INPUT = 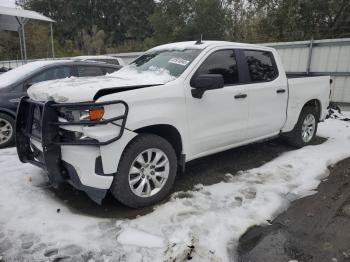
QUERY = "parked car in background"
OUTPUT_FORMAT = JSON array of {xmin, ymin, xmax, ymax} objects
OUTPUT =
[
  {"xmin": 0, "ymin": 60, "xmax": 120, "ymax": 148},
  {"xmin": 16, "ymin": 41, "xmax": 330, "ymax": 207},
  {"xmin": 73, "ymin": 55, "xmax": 125, "ymax": 66},
  {"xmin": 0, "ymin": 67, "xmax": 10, "ymax": 74}
]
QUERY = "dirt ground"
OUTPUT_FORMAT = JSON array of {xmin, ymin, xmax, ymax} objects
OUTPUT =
[{"xmin": 237, "ymin": 157, "xmax": 350, "ymax": 262}]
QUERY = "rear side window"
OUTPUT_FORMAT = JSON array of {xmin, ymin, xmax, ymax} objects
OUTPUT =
[
  {"xmin": 243, "ymin": 50, "xmax": 278, "ymax": 82},
  {"xmin": 77, "ymin": 66, "xmax": 105, "ymax": 77},
  {"xmin": 104, "ymin": 67, "xmax": 118, "ymax": 74},
  {"xmin": 196, "ymin": 49, "xmax": 239, "ymax": 85},
  {"xmin": 30, "ymin": 66, "xmax": 71, "ymax": 84},
  {"xmin": 86, "ymin": 59, "xmax": 119, "ymax": 65},
  {"xmin": 101, "ymin": 59, "xmax": 119, "ymax": 65}
]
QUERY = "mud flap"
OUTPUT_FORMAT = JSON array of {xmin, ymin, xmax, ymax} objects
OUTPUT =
[{"xmin": 63, "ymin": 161, "xmax": 107, "ymax": 204}]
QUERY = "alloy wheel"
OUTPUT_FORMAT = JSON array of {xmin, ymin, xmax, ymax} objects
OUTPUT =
[
  {"xmin": 301, "ymin": 114, "xmax": 316, "ymax": 143},
  {"xmin": 128, "ymin": 148, "xmax": 170, "ymax": 198},
  {"xmin": 0, "ymin": 118, "xmax": 13, "ymax": 145}
]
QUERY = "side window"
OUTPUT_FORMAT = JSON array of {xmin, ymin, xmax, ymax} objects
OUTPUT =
[
  {"xmin": 104, "ymin": 67, "xmax": 118, "ymax": 74},
  {"xmin": 101, "ymin": 59, "xmax": 119, "ymax": 65},
  {"xmin": 86, "ymin": 59, "xmax": 119, "ymax": 65},
  {"xmin": 243, "ymin": 50, "xmax": 278, "ymax": 82},
  {"xmin": 196, "ymin": 49, "xmax": 239, "ymax": 85},
  {"xmin": 30, "ymin": 66, "xmax": 71, "ymax": 84},
  {"xmin": 77, "ymin": 66, "xmax": 105, "ymax": 77}
]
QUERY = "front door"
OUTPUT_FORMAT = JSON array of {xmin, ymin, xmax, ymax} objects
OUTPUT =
[{"xmin": 185, "ymin": 49, "xmax": 249, "ymax": 158}]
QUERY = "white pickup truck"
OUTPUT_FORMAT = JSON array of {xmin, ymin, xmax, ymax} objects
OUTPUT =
[{"xmin": 16, "ymin": 41, "xmax": 331, "ymax": 207}]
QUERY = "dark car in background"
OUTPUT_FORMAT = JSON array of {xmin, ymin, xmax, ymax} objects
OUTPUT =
[
  {"xmin": 0, "ymin": 67, "xmax": 10, "ymax": 74},
  {"xmin": 73, "ymin": 55, "xmax": 125, "ymax": 66},
  {"xmin": 0, "ymin": 60, "xmax": 121, "ymax": 148}
]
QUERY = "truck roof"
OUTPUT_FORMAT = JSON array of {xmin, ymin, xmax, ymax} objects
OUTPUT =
[{"xmin": 149, "ymin": 40, "xmax": 274, "ymax": 52}]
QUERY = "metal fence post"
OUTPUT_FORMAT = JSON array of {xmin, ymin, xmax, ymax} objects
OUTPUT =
[
  {"xmin": 18, "ymin": 30, "xmax": 23, "ymax": 61},
  {"xmin": 306, "ymin": 38, "xmax": 314, "ymax": 75},
  {"xmin": 20, "ymin": 19, "xmax": 27, "ymax": 61},
  {"xmin": 50, "ymin": 22, "xmax": 55, "ymax": 58}
]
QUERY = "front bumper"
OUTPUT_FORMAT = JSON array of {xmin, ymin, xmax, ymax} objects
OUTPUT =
[{"xmin": 15, "ymin": 97, "xmax": 129, "ymax": 203}]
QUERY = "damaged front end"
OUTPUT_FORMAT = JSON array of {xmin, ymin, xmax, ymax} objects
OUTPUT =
[{"xmin": 15, "ymin": 97, "xmax": 129, "ymax": 204}]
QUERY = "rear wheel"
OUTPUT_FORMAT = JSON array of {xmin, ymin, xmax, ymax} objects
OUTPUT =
[
  {"xmin": 111, "ymin": 134, "xmax": 177, "ymax": 208},
  {"xmin": 0, "ymin": 113, "xmax": 15, "ymax": 148},
  {"xmin": 283, "ymin": 106, "xmax": 318, "ymax": 148}
]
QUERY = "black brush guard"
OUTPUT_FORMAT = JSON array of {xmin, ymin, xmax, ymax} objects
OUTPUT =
[{"xmin": 16, "ymin": 97, "xmax": 128, "ymax": 186}]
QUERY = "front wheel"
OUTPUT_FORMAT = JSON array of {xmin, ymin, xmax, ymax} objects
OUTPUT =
[
  {"xmin": 111, "ymin": 134, "xmax": 177, "ymax": 208},
  {"xmin": 283, "ymin": 106, "xmax": 318, "ymax": 148},
  {"xmin": 0, "ymin": 113, "xmax": 15, "ymax": 149}
]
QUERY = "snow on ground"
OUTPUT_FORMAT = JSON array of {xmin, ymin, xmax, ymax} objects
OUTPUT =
[
  {"xmin": 343, "ymin": 110, "xmax": 350, "ymax": 118},
  {"xmin": 0, "ymin": 118, "xmax": 350, "ymax": 261}
]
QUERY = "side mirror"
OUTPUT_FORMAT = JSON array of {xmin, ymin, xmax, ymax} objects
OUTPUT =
[{"xmin": 190, "ymin": 74, "xmax": 224, "ymax": 99}]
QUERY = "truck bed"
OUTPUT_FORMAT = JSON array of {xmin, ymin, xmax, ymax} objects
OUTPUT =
[
  {"xmin": 286, "ymin": 73, "xmax": 331, "ymax": 79},
  {"xmin": 282, "ymin": 75, "xmax": 331, "ymax": 132}
]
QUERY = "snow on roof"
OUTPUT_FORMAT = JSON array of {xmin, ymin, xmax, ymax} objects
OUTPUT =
[
  {"xmin": 148, "ymin": 40, "xmax": 274, "ymax": 53},
  {"xmin": 149, "ymin": 41, "xmax": 209, "ymax": 52},
  {"xmin": 74, "ymin": 55, "xmax": 118, "ymax": 60},
  {"xmin": 0, "ymin": 60, "xmax": 72, "ymax": 87}
]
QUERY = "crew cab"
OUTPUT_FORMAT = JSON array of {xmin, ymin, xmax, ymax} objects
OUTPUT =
[{"xmin": 15, "ymin": 41, "xmax": 331, "ymax": 207}]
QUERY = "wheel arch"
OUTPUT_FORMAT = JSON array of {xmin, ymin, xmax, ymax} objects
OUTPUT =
[
  {"xmin": 282, "ymin": 98, "xmax": 322, "ymax": 133},
  {"xmin": 0, "ymin": 108, "xmax": 16, "ymax": 119},
  {"xmin": 303, "ymin": 99, "xmax": 322, "ymax": 121},
  {"xmin": 133, "ymin": 124, "xmax": 183, "ymax": 160}
]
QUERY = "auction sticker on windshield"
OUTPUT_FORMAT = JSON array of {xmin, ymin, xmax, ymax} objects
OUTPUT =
[{"xmin": 168, "ymin": 58, "xmax": 190, "ymax": 66}]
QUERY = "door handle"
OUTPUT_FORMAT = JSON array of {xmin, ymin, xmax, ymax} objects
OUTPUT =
[
  {"xmin": 9, "ymin": 98, "xmax": 21, "ymax": 103},
  {"xmin": 234, "ymin": 94, "xmax": 247, "ymax": 99},
  {"xmin": 276, "ymin": 89, "xmax": 286, "ymax": 94}
]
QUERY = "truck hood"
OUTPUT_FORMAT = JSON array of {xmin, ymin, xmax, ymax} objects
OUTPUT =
[{"xmin": 27, "ymin": 68, "xmax": 175, "ymax": 103}]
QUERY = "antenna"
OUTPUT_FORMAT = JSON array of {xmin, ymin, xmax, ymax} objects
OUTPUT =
[{"xmin": 195, "ymin": 34, "xmax": 203, "ymax": 45}]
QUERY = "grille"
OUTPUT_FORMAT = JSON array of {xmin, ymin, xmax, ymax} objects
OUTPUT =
[{"xmin": 31, "ymin": 105, "xmax": 42, "ymax": 138}]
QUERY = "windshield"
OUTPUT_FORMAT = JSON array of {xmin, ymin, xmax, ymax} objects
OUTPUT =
[{"xmin": 120, "ymin": 49, "xmax": 201, "ymax": 78}]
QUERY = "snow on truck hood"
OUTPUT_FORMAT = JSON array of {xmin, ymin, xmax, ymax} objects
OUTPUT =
[{"xmin": 27, "ymin": 68, "xmax": 175, "ymax": 103}]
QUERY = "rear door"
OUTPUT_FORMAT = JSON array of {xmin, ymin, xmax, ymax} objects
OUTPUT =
[
  {"xmin": 240, "ymin": 49, "xmax": 288, "ymax": 139},
  {"xmin": 103, "ymin": 66, "xmax": 120, "ymax": 74},
  {"xmin": 186, "ymin": 49, "xmax": 249, "ymax": 158}
]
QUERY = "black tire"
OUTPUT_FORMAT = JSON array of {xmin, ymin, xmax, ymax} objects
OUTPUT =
[
  {"xmin": 283, "ymin": 106, "xmax": 318, "ymax": 148},
  {"xmin": 111, "ymin": 134, "xmax": 177, "ymax": 208},
  {"xmin": 0, "ymin": 113, "xmax": 15, "ymax": 149}
]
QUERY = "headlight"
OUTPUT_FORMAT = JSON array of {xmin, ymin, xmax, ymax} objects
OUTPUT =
[
  {"xmin": 79, "ymin": 110, "xmax": 90, "ymax": 121},
  {"xmin": 60, "ymin": 107, "xmax": 105, "ymax": 122}
]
